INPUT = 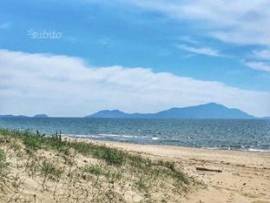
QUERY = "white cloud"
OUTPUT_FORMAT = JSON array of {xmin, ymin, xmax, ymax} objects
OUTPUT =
[
  {"xmin": 116, "ymin": 0, "xmax": 270, "ymax": 46},
  {"xmin": 177, "ymin": 44, "xmax": 221, "ymax": 57},
  {"xmin": 252, "ymin": 49, "xmax": 270, "ymax": 60},
  {"xmin": 0, "ymin": 49, "xmax": 269, "ymax": 117},
  {"xmin": 245, "ymin": 50, "xmax": 270, "ymax": 72},
  {"xmin": 245, "ymin": 61, "xmax": 270, "ymax": 72}
]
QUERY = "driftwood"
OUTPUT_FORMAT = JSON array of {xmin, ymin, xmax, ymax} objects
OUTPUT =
[{"xmin": 196, "ymin": 167, "xmax": 222, "ymax": 173}]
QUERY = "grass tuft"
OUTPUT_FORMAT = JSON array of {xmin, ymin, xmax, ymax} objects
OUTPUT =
[
  {"xmin": 0, "ymin": 149, "xmax": 7, "ymax": 175},
  {"xmin": 40, "ymin": 160, "xmax": 63, "ymax": 181},
  {"xmin": 83, "ymin": 164, "xmax": 104, "ymax": 176},
  {"xmin": 70, "ymin": 142, "xmax": 126, "ymax": 165}
]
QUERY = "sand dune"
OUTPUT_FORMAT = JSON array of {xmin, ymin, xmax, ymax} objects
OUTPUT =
[
  {"xmin": 1, "ymin": 129, "xmax": 269, "ymax": 203},
  {"xmin": 92, "ymin": 140, "xmax": 270, "ymax": 203}
]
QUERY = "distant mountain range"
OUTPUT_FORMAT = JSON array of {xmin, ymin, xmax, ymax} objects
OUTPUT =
[
  {"xmin": 0, "ymin": 115, "xmax": 28, "ymax": 118},
  {"xmin": 1, "ymin": 104, "xmax": 267, "ymax": 119},
  {"xmin": 87, "ymin": 103, "xmax": 255, "ymax": 119},
  {"xmin": 0, "ymin": 114, "xmax": 49, "ymax": 118}
]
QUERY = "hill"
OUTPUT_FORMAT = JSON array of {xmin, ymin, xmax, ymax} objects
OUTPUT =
[
  {"xmin": 0, "ymin": 114, "xmax": 49, "ymax": 118},
  {"xmin": 87, "ymin": 103, "xmax": 254, "ymax": 119},
  {"xmin": 33, "ymin": 114, "xmax": 49, "ymax": 118}
]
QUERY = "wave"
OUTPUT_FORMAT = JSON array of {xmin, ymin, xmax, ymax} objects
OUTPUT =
[
  {"xmin": 247, "ymin": 148, "xmax": 270, "ymax": 153},
  {"xmin": 63, "ymin": 133, "xmax": 269, "ymax": 152},
  {"xmin": 64, "ymin": 133, "xmax": 141, "ymax": 140},
  {"xmin": 98, "ymin": 133, "xmax": 139, "ymax": 139},
  {"xmin": 204, "ymin": 146, "xmax": 270, "ymax": 153}
]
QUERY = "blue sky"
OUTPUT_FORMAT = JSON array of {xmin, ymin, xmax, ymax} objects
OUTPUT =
[{"xmin": 0, "ymin": 0, "xmax": 270, "ymax": 116}]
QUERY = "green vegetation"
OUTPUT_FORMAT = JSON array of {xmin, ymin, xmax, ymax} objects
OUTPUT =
[
  {"xmin": 0, "ymin": 148, "xmax": 6, "ymax": 175},
  {"xmin": 0, "ymin": 128, "xmax": 192, "ymax": 202},
  {"xmin": 0, "ymin": 129, "xmax": 125, "ymax": 165},
  {"xmin": 83, "ymin": 164, "xmax": 106, "ymax": 176},
  {"xmin": 40, "ymin": 160, "xmax": 63, "ymax": 181},
  {"xmin": 70, "ymin": 141, "xmax": 125, "ymax": 165},
  {"xmin": 0, "ymin": 129, "xmax": 188, "ymax": 182},
  {"xmin": 0, "ymin": 148, "xmax": 5, "ymax": 163}
]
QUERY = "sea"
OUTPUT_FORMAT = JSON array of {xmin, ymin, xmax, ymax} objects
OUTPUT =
[{"xmin": 0, "ymin": 118, "xmax": 270, "ymax": 152}]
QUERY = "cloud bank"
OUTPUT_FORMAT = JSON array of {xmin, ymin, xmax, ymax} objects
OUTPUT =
[
  {"xmin": 84, "ymin": 0, "xmax": 270, "ymax": 74},
  {"xmin": 245, "ymin": 61, "xmax": 270, "ymax": 72},
  {"xmin": 0, "ymin": 49, "xmax": 269, "ymax": 117},
  {"xmin": 120, "ymin": 0, "xmax": 270, "ymax": 46}
]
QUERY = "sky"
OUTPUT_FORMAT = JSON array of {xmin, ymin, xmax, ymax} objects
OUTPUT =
[{"xmin": 0, "ymin": 0, "xmax": 270, "ymax": 117}]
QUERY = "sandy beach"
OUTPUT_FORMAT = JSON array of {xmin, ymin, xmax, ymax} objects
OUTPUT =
[
  {"xmin": 1, "ymin": 129, "xmax": 270, "ymax": 203},
  {"xmin": 87, "ymin": 139, "xmax": 270, "ymax": 203},
  {"xmin": 2, "ymin": 1, "xmax": 270, "ymax": 202}
]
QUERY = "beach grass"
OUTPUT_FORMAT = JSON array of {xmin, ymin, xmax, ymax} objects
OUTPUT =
[
  {"xmin": 0, "ymin": 148, "xmax": 6, "ymax": 175},
  {"xmin": 0, "ymin": 128, "xmax": 192, "ymax": 202}
]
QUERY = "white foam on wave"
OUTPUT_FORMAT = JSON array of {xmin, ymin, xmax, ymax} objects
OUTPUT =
[
  {"xmin": 204, "ymin": 146, "xmax": 270, "ymax": 153},
  {"xmin": 63, "ymin": 133, "xmax": 101, "ymax": 139},
  {"xmin": 98, "ymin": 133, "xmax": 119, "ymax": 137},
  {"xmin": 98, "ymin": 133, "xmax": 139, "ymax": 139},
  {"xmin": 247, "ymin": 148, "xmax": 270, "ymax": 153},
  {"xmin": 61, "ymin": 134, "xmax": 270, "ymax": 152},
  {"xmin": 64, "ymin": 133, "xmax": 141, "ymax": 139}
]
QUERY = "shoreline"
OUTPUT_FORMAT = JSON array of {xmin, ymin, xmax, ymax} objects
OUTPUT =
[
  {"xmin": 65, "ymin": 136, "xmax": 270, "ymax": 167},
  {"xmin": 64, "ymin": 134, "xmax": 270, "ymax": 154},
  {"xmin": 1, "ymin": 129, "xmax": 270, "ymax": 202},
  {"xmin": 66, "ymin": 136, "xmax": 270, "ymax": 202}
]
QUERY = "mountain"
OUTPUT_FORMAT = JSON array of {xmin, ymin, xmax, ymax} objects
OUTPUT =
[
  {"xmin": 0, "ymin": 115, "xmax": 28, "ymax": 118},
  {"xmin": 33, "ymin": 114, "xmax": 49, "ymax": 118},
  {"xmin": 153, "ymin": 103, "xmax": 254, "ymax": 119},
  {"xmin": 87, "ymin": 103, "xmax": 254, "ymax": 119},
  {"xmin": 0, "ymin": 114, "xmax": 49, "ymax": 118},
  {"xmin": 87, "ymin": 110, "xmax": 131, "ymax": 118}
]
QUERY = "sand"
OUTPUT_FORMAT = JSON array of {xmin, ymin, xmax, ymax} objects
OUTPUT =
[
  {"xmin": 1, "ymin": 132, "xmax": 270, "ymax": 203},
  {"xmin": 88, "ymin": 139, "xmax": 270, "ymax": 203}
]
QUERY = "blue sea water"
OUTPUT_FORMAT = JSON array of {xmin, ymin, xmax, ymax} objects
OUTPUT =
[{"xmin": 0, "ymin": 118, "xmax": 270, "ymax": 151}]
